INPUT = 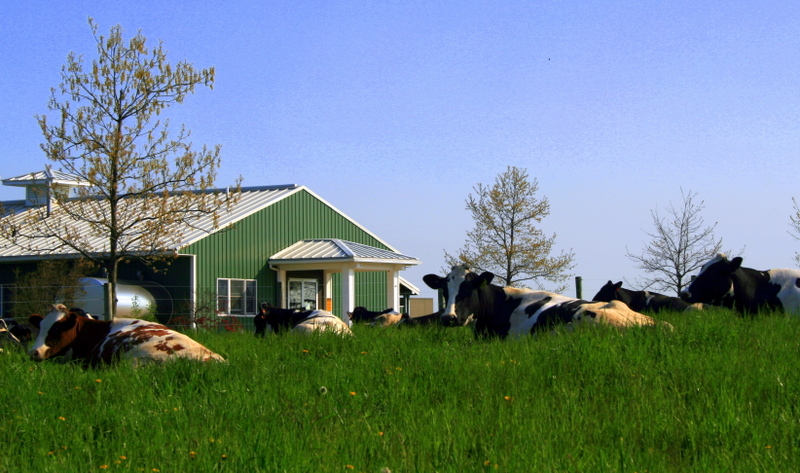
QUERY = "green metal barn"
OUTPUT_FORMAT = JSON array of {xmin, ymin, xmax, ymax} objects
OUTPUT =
[{"xmin": 0, "ymin": 170, "xmax": 421, "ymax": 328}]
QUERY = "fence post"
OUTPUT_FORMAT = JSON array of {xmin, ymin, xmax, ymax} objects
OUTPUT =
[
  {"xmin": 575, "ymin": 276, "xmax": 582, "ymax": 299},
  {"xmin": 103, "ymin": 281, "xmax": 114, "ymax": 321}
]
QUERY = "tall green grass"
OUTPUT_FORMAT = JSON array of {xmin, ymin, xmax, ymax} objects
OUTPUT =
[{"xmin": 1, "ymin": 308, "xmax": 799, "ymax": 472}]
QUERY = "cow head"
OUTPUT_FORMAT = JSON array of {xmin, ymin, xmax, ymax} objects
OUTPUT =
[
  {"xmin": 592, "ymin": 281, "xmax": 624, "ymax": 303},
  {"xmin": 347, "ymin": 307, "xmax": 370, "ymax": 323},
  {"xmin": 423, "ymin": 264, "xmax": 493, "ymax": 326},
  {"xmin": 28, "ymin": 304, "xmax": 80, "ymax": 361},
  {"xmin": 681, "ymin": 253, "xmax": 741, "ymax": 305}
]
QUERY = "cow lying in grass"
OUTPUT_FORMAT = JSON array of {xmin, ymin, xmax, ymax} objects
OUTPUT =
[
  {"xmin": 593, "ymin": 281, "xmax": 703, "ymax": 312},
  {"xmin": 423, "ymin": 265, "xmax": 672, "ymax": 338},
  {"xmin": 254, "ymin": 303, "xmax": 352, "ymax": 336},
  {"xmin": 28, "ymin": 304, "xmax": 225, "ymax": 366},
  {"xmin": 347, "ymin": 307, "xmax": 404, "ymax": 327},
  {"xmin": 0, "ymin": 319, "xmax": 24, "ymax": 352},
  {"xmin": 681, "ymin": 253, "xmax": 800, "ymax": 315}
]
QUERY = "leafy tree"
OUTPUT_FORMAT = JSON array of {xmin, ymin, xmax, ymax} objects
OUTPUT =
[
  {"xmin": 0, "ymin": 20, "xmax": 240, "ymax": 319},
  {"xmin": 11, "ymin": 259, "xmax": 96, "ymax": 320},
  {"xmin": 444, "ymin": 166, "xmax": 575, "ymax": 290},
  {"xmin": 626, "ymin": 189, "xmax": 723, "ymax": 295}
]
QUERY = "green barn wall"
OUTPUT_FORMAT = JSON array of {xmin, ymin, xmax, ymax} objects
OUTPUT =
[{"xmin": 184, "ymin": 189, "xmax": 395, "ymax": 320}]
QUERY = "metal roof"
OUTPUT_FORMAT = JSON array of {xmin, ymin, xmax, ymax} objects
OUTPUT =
[
  {"xmin": 2, "ymin": 169, "xmax": 91, "ymax": 187},
  {"xmin": 0, "ymin": 184, "xmax": 396, "ymax": 260},
  {"xmin": 270, "ymin": 239, "xmax": 420, "ymax": 266}
]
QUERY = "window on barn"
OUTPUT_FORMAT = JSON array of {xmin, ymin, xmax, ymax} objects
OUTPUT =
[
  {"xmin": 288, "ymin": 278, "xmax": 318, "ymax": 310},
  {"xmin": 217, "ymin": 278, "xmax": 257, "ymax": 316}
]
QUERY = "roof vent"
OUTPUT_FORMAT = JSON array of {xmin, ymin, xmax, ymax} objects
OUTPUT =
[{"xmin": 2, "ymin": 167, "xmax": 91, "ymax": 207}]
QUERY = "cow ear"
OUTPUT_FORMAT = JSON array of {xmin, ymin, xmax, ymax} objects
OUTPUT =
[
  {"xmin": 730, "ymin": 257, "xmax": 743, "ymax": 270},
  {"xmin": 29, "ymin": 314, "xmax": 43, "ymax": 329},
  {"xmin": 478, "ymin": 272, "xmax": 495, "ymax": 285},
  {"xmin": 423, "ymin": 274, "xmax": 445, "ymax": 289},
  {"xmin": 614, "ymin": 281, "xmax": 623, "ymax": 290}
]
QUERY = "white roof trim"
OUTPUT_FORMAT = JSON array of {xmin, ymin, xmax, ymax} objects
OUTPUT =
[
  {"xmin": 269, "ymin": 239, "xmax": 420, "ymax": 266},
  {"xmin": 399, "ymin": 276, "xmax": 420, "ymax": 295}
]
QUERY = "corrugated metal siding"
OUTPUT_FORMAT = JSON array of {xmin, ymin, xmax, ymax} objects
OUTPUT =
[{"xmin": 185, "ymin": 189, "xmax": 392, "ymax": 316}]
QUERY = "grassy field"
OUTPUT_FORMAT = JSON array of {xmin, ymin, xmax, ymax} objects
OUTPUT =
[{"xmin": 1, "ymin": 307, "xmax": 799, "ymax": 472}]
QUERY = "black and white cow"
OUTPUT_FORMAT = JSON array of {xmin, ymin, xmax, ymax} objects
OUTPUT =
[
  {"xmin": 2, "ymin": 318, "xmax": 35, "ymax": 344},
  {"xmin": 397, "ymin": 310, "xmax": 450, "ymax": 326},
  {"xmin": 423, "ymin": 265, "xmax": 669, "ymax": 338},
  {"xmin": 593, "ymin": 281, "xmax": 703, "ymax": 312},
  {"xmin": 681, "ymin": 254, "xmax": 800, "ymax": 315},
  {"xmin": 0, "ymin": 319, "xmax": 24, "ymax": 352},
  {"xmin": 254, "ymin": 303, "xmax": 352, "ymax": 336},
  {"xmin": 347, "ymin": 307, "xmax": 404, "ymax": 327}
]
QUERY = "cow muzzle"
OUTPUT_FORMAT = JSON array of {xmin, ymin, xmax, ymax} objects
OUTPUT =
[
  {"xmin": 28, "ymin": 346, "xmax": 49, "ymax": 362},
  {"xmin": 440, "ymin": 313, "xmax": 458, "ymax": 326}
]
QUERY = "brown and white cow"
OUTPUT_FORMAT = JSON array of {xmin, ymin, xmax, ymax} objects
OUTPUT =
[
  {"xmin": 28, "ymin": 304, "xmax": 225, "ymax": 366},
  {"xmin": 423, "ymin": 265, "xmax": 672, "ymax": 338}
]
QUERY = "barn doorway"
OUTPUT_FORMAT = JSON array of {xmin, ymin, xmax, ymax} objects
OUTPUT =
[{"xmin": 287, "ymin": 278, "xmax": 319, "ymax": 310}]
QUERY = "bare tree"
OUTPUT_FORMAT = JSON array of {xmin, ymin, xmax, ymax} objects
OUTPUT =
[
  {"xmin": 0, "ymin": 20, "xmax": 240, "ymax": 319},
  {"xmin": 788, "ymin": 198, "xmax": 800, "ymax": 266},
  {"xmin": 444, "ymin": 166, "xmax": 575, "ymax": 290},
  {"xmin": 626, "ymin": 189, "xmax": 723, "ymax": 295}
]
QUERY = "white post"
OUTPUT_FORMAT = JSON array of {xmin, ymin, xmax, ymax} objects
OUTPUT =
[
  {"xmin": 323, "ymin": 271, "xmax": 333, "ymax": 312},
  {"xmin": 387, "ymin": 270, "xmax": 400, "ymax": 311},
  {"xmin": 341, "ymin": 267, "xmax": 355, "ymax": 327},
  {"xmin": 275, "ymin": 268, "xmax": 287, "ymax": 307}
]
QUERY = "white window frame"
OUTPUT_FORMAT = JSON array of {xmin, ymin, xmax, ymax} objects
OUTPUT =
[{"xmin": 217, "ymin": 278, "xmax": 257, "ymax": 316}]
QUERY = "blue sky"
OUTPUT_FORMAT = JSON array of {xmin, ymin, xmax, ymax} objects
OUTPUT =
[{"xmin": 3, "ymin": 1, "xmax": 800, "ymax": 301}]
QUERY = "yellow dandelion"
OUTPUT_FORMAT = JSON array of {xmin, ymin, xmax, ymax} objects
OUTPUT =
[
  {"xmin": 74, "ymin": 387, "xmax": 81, "ymax": 390},
  {"xmin": 152, "ymin": 469, "xmax": 160, "ymax": 472},
  {"xmin": 484, "ymin": 460, "xmax": 491, "ymax": 466},
  {"xmin": 208, "ymin": 438, "xmax": 215, "ymax": 443},
  {"xmin": 37, "ymin": 391, "xmax": 43, "ymax": 395},
  {"xmin": 302, "ymin": 349, "xmax": 309, "ymax": 353},
  {"xmin": 349, "ymin": 392, "xmax": 357, "ymax": 396},
  {"xmin": 221, "ymin": 454, "xmax": 228, "ymax": 459},
  {"xmin": 99, "ymin": 465, "xmax": 109, "ymax": 469},
  {"xmin": 48, "ymin": 451, "xmax": 55, "ymax": 456},
  {"xmin": 766, "ymin": 446, "xmax": 772, "ymax": 449},
  {"xmin": 378, "ymin": 432, "xmax": 384, "ymax": 436},
  {"xmin": 95, "ymin": 379, "xmax": 102, "ymax": 383},
  {"xmin": 189, "ymin": 451, "xmax": 196, "ymax": 458},
  {"xmin": 119, "ymin": 456, "xmax": 127, "ymax": 460},
  {"xmin": 361, "ymin": 351, "xmax": 368, "ymax": 354},
  {"xmin": 504, "ymin": 396, "xmax": 512, "ymax": 401},
  {"xmin": 345, "ymin": 466, "xmax": 355, "ymax": 470},
  {"xmin": 58, "ymin": 416, "xmax": 66, "ymax": 421},
  {"xmin": 115, "ymin": 461, "xmax": 121, "ymax": 464}
]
